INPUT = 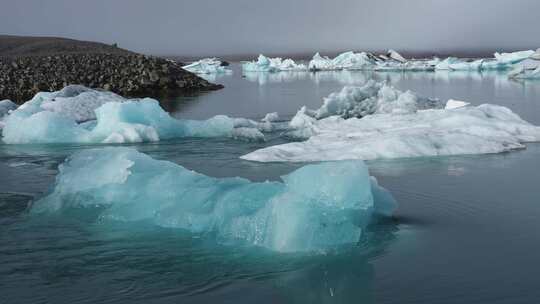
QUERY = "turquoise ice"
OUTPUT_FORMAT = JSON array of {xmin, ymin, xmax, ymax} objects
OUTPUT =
[{"xmin": 30, "ymin": 147, "xmax": 397, "ymax": 252}]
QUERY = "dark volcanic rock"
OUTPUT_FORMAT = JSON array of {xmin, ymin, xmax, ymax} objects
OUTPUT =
[{"xmin": 0, "ymin": 36, "xmax": 223, "ymax": 103}]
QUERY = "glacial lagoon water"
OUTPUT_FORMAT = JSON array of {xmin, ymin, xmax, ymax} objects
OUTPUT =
[{"xmin": 1, "ymin": 64, "xmax": 540, "ymax": 303}]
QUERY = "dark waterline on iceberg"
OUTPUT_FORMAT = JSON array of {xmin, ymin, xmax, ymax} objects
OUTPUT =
[{"xmin": 1, "ymin": 64, "xmax": 540, "ymax": 303}]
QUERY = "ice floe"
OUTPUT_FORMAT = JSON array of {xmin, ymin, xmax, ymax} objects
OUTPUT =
[
  {"xmin": 508, "ymin": 65, "xmax": 540, "ymax": 80},
  {"xmin": 242, "ymin": 103, "xmax": 540, "ymax": 162},
  {"xmin": 30, "ymin": 147, "xmax": 397, "ymax": 252},
  {"xmin": 1, "ymin": 86, "xmax": 268, "ymax": 144},
  {"xmin": 242, "ymin": 55, "xmax": 307, "ymax": 72},
  {"xmin": 182, "ymin": 58, "xmax": 232, "ymax": 75}
]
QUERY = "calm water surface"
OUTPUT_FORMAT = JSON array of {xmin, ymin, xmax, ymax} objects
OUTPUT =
[{"xmin": 1, "ymin": 64, "xmax": 540, "ymax": 303}]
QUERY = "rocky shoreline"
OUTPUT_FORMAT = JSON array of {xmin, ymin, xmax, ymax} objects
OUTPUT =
[
  {"xmin": 0, "ymin": 53, "xmax": 223, "ymax": 103},
  {"xmin": 0, "ymin": 36, "xmax": 223, "ymax": 103}
]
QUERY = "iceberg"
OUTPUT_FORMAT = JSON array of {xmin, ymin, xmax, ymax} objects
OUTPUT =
[
  {"xmin": 494, "ymin": 50, "xmax": 535, "ymax": 65},
  {"xmin": 296, "ymin": 80, "xmax": 442, "ymax": 121},
  {"xmin": 242, "ymin": 55, "xmax": 307, "ymax": 72},
  {"xmin": 182, "ymin": 58, "xmax": 232, "ymax": 75},
  {"xmin": 448, "ymin": 59, "xmax": 484, "ymax": 71},
  {"xmin": 241, "ymin": 104, "xmax": 540, "ymax": 162},
  {"xmin": 308, "ymin": 51, "xmax": 377, "ymax": 71},
  {"xmin": 1, "ymin": 86, "xmax": 268, "ymax": 144},
  {"xmin": 435, "ymin": 57, "xmax": 460, "ymax": 70},
  {"xmin": 31, "ymin": 147, "xmax": 397, "ymax": 252},
  {"xmin": 387, "ymin": 49, "xmax": 407, "ymax": 63},
  {"xmin": 508, "ymin": 65, "xmax": 540, "ymax": 80}
]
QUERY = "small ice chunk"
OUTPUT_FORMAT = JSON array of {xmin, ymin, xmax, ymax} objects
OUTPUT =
[
  {"xmin": 182, "ymin": 58, "xmax": 232, "ymax": 75},
  {"xmin": 445, "ymin": 99, "xmax": 470, "ymax": 110},
  {"xmin": 387, "ymin": 49, "xmax": 407, "ymax": 63},
  {"xmin": 31, "ymin": 147, "xmax": 397, "ymax": 252},
  {"xmin": 262, "ymin": 112, "xmax": 279, "ymax": 123}
]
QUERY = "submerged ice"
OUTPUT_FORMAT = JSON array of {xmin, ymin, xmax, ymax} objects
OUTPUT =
[
  {"xmin": 31, "ymin": 147, "xmax": 397, "ymax": 252},
  {"xmin": 1, "ymin": 86, "xmax": 267, "ymax": 144}
]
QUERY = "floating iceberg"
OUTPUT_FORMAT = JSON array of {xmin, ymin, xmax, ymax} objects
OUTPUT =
[
  {"xmin": 435, "ymin": 57, "xmax": 460, "ymax": 70},
  {"xmin": 182, "ymin": 58, "xmax": 232, "ymax": 75},
  {"xmin": 242, "ymin": 55, "xmax": 307, "ymax": 72},
  {"xmin": 387, "ymin": 49, "xmax": 407, "ymax": 63},
  {"xmin": 448, "ymin": 59, "xmax": 484, "ymax": 71},
  {"xmin": 308, "ymin": 52, "xmax": 377, "ymax": 71},
  {"xmin": 494, "ymin": 50, "xmax": 535, "ymax": 64},
  {"xmin": 297, "ymin": 80, "xmax": 442, "ymax": 121},
  {"xmin": 242, "ymin": 103, "xmax": 540, "ymax": 162},
  {"xmin": 31, "ymin": 147, "xmax": 397, "ymax": 252},
  {"xmin": 508, "ymin": 65, "xmax": 540, "ymax": 80},
  {"xmin": 1, "ymin": 86, "xmax": 267, "ymax": 144}
]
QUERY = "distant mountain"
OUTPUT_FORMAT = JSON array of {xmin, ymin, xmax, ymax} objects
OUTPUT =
[{"xmin": 0, "ymin": 35, "xmax": 132, "ymax": 57}]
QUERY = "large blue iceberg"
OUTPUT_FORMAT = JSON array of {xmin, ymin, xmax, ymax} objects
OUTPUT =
[
  {"xmin": 30, "ymin": 147, "xmax": 397, "ymax": 252},
  {"xmin": 1, "ymin": 86, "xmax": 265, "ymax": 144}
]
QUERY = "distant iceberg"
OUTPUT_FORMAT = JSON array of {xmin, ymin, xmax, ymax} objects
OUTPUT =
[
  {"xmin": 508, "ymin": 65, "xmax": 540, "ymax": 80},
  {"xmin": 31, "ymin": 147, "xmax": 397, "ymax": 252},
  {"xmin": 242, "ymin": 55, "xmax": 307, "ymax": 72},
  {"xmin": 1, "ymin": 86, "xmax": 267, "ymax": 144},
  {"xmin": 308, "ymin": 51, "xmax": 377, "ymax": 71},
  {"xmin": 182, "ymin": 58, "xmax": 232, "ymax": 75}
]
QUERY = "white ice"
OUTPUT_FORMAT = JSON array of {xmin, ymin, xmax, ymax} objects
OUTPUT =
[
  {"xmin": 182, "ymin": 58, "xmax": 232, "ymax": 75},
  {"xmin": 31, "ymin": 147, "xmax": 397, "ymax": 252},
  {"xmin": 296, "ymin": 80, "xmax": 442, "ymax": 121},
  {"xmin": 308, "ymin": 51, "xmax": 377, "ymax": 71},
  {"xmin": 242, "ymin": 104, "xmax": 540, "ymax": 162},
  {"xmin": 445, "ymin": 99, "xmax": 470, "ymax": 110},
  {"xmin": 242, "ymin": 55, "xmax": 307, "ymax": 72}
]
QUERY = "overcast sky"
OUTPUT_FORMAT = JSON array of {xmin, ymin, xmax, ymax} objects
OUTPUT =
[{"xmin": 1, "ymin": 0, "xmax": 538, "ymax": 57}]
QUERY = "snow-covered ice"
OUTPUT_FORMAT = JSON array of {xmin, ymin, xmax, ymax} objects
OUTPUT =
[
  {"xmin": 242, "ymin": 55, "xmax": 307, "ymax": 72},
  {"xmin": 445, "ymin": 99, "xmax": 470, "ymax": 110},
  {"xmin": 242, "ymin": 104, "xmax": 540, "ymax": 162},
  {"xmin": 31, "ymin": 147, "xmax": 397, "ymax": 252},
  {"xmin": 1, "ymin": 86, "xmax": 268, "ymax": 144},
  {"xmin": 182, "ymin": 58, "xmax": 232, "ymax": 75}
]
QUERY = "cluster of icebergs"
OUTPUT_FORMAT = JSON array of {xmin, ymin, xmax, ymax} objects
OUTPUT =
[
  {"xmin": 239, "ymin": 49, "xmax": 539, "ymax": 74},
  {"xmin": 31, "ymin": 147, "xmax": 396, "ymax": 252},
  {"xmin": 8, "ymin": 81, "xmax": 540, "ymax": 252}
]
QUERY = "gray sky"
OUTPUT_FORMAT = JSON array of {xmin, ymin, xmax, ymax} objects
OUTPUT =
[{"xmin": 1, "ymin": 0, "xmax": 538, "ymax": 58}]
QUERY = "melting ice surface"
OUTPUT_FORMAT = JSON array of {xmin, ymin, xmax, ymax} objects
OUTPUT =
[
  {"xmin": 1, "ymin": 86, "xmax": 267, "ymax": 144},
  {"xmin": 242, "ymin": 81, "xmax": 540, "ymax": 162},
  {"xmin": 31, "ymin": 147, "xmax": 396, "ymax": 253}
]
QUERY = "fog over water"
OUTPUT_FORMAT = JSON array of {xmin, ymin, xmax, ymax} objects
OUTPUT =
[{"xmin": 1, "ymin": 0, "xmax": 539, "ymax": 58}]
